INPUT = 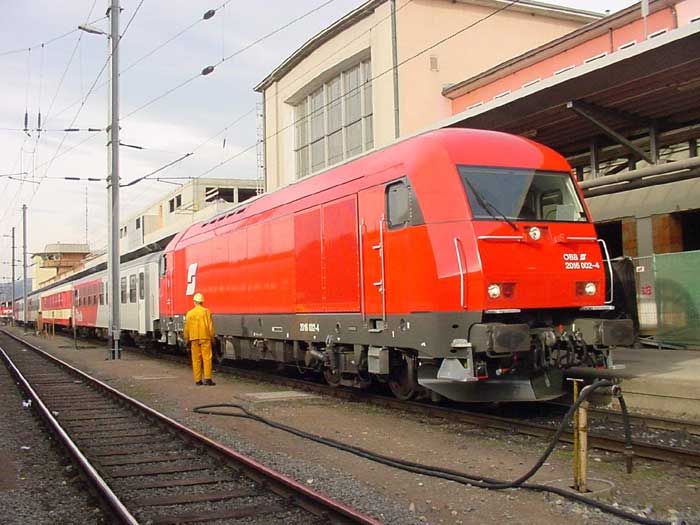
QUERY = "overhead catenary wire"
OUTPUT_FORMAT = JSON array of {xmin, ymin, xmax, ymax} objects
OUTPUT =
[
  {"xmin": 0, "ymin": 15, "xmax": 107, "ymax": 58},
  {"xmin": 0, "ymin": 0, "xmax": 101, "ymax": 225},
  {"xmin": 126, "ymin": 0, "xmax": 525, "ymax": 188},
  {"xmin": 122, "ymin": 0, "xmax": 339, "ymax": 120},
  {"xmin": 81, "ymin": 0, "xmax": 410, "ymax": 193},
  {"xmin": 185, "ymin": 0, "xmax": 525, "ymax": 184},
  {"xmin": 4, "ymin": 0, "xmax": 522, "ymax": 231},
  {"xmin": 45, "ymin": 1, "xmax": 232, "ymax": 128},
  {"xmin": 25, "ymin": 0, "xmax": 147, "ymax": 211}
]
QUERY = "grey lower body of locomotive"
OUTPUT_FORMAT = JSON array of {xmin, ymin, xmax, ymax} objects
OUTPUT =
[{"xmin": 161, "ymin": 309, "xmax": 635, "ymax": 403}]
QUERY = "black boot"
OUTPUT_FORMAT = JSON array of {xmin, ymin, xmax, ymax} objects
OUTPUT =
[{"xmin": 203, "ymin": 379, "xmax": 216, "ymax": 386}]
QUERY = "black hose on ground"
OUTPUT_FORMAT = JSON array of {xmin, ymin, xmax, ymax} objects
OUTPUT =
[{"xmin": 193, "ymin": 380, "xmax": 684, "ymax": 525}]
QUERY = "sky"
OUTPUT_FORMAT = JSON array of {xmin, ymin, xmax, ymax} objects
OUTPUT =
[{"xmin": 0, "ymin": 0, "xmax": 638, "ymax": 282}]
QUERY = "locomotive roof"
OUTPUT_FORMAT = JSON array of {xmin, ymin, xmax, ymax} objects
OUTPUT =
[{"xmin": 170, "ymin": 128, "xmax": 569, "ymax": 250}]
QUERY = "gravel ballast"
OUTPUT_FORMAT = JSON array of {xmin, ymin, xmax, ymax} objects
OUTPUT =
[{"xmin": 0, "ymin": 350, "xmax": 106, "ymax": 524}]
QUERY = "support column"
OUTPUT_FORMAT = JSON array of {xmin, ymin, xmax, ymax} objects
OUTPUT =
[
  {"xmin": 11, "ymin": 227, "xmax": 15, "ymax": 326},
  {"xmin": 22, "ymin": 205, "xmax": 27, "ymax": 332},
  {"xmin": 649, "ymin": 121, "xmax": 659, "ymax": 164},
  {"xmin": 589, "ymin": 139, "xmax": 599, "ymax": 178},
  {"xmin": 390, "ymin": 0, "xmax": 400, "ymax": 139},
  {"xmin": 652, "ymin": 213, "xmax": 683, "ymax": 254}
]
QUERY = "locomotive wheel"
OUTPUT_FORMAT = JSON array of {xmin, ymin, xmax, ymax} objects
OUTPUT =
[
  {"xmin": 388, "ymin": 354, "xmax": 418, "ymax": 401},
  {"xmin": 323, "ymin": 367, "xmax": 342, "ymax": 387}
]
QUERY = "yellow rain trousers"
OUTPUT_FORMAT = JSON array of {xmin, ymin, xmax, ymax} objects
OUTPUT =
[{"xmin": 184, "ymin": 304, "xmax": 215, "ymax": 383}]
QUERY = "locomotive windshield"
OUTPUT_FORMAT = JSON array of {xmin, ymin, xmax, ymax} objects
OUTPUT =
[{"xmin": 458, "ymin": 166, "xmax": 587, "ymax": 223}]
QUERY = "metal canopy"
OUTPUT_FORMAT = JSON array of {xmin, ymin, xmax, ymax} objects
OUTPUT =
[{"xmin": 444, "ymin": 24, "xmax": 700, "ymax": 166}]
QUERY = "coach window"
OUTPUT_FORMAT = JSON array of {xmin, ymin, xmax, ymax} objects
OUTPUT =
[
  {"xmin": 386, "ymin": 180, "xmax": 410, "ymax": 229},
  {"xmin": 99, "ymin": 283, "xmax": 104, "ymax": 305},
  {"xmin": 129, "ymin": 275, "xmax": 137, "ymax": 303},
  {"xmin": 120, "ymin": 277, "xmax": 127, "ymax": 304},
  {"xmin": 139, "ymin": 272, "xmax": 145, "ymax": 300}
]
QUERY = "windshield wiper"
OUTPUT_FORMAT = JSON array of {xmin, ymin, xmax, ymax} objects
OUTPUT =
[{"xmin": 462, "ymin": 176, "xmax": 518, "ymax": 230}]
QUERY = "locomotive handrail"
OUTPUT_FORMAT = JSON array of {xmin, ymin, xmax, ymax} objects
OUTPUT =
[
  {"xmin": 371, "ymin": 217, "xmax": 387, "ymax": 323},
  {"xmin": 453, "ymin": 237, "xmax": 466, "ymax": 309},
  {"xmin": 358, "ymin": 218, "xmax": 366, "ymax": 322},
  {"xmin": 477, "ymin": 235, "xmax": 523, "ymax": 241},
  {"xmin": 563, "ymin": 236, "xmax": 598, "ymax": 242},
  {"xmin": 597, "ymin": 238, "xmax": 614, "ymax": 304}
]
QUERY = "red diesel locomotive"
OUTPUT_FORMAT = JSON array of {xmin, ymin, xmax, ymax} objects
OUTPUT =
[{"xmin": 159, "ymin": 128, "xmax": 633, "ymax": 402}]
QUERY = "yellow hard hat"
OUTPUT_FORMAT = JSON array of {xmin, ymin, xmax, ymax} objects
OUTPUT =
[{"xmin": 193, "ymin": 293, "xmax": 204, "ymax": 304}]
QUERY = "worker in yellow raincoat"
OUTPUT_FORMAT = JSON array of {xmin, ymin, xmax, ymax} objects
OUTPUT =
[{"xmin": 183, "ymin": 293, "xmax": 216, "ymax": 386}]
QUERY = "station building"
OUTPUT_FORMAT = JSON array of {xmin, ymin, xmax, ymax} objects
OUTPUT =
[
  {"xmin": 258, "ymin": 0, "xmax": 700, "ymax": 346},
  {"xmin": 256, "ymin": 0, "xmax": 600, "ymax": 190},
  {"xmin": 118, "ymin": 177, "xmax": 260, "ymax": 253},
  {"xmin": 440, "ymin": 0, "xmax": 700, "ymax": 343},
  {"xmin": 32, "ymin": 243, "xmax": 91, "ymax": 287}
]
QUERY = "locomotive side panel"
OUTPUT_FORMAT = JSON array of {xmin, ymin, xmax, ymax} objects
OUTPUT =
[
  {"xmin": 226, "ymin": 228, "xmax": 249, "ymax": 312},
  {"xmin": 294, "ymin": 208, "xmax": 324, "ymax": 312},
  {"xmin": 246, "ymin": 217, "xmax": 295, "ymax": 313},
  {"xmin": 321, "ymin": 196, "xmax": 360, "ymax": 313}
]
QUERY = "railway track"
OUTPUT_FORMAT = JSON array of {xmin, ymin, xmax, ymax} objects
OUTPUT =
[
  {"xmin": 127, "ymin": 341, "xmax": 700, "ymax": 469},
  {"xmin": 0, "ymin": 329, "xmax": 380, "ymax": 525},
  {"xmin": 7, "ymin": 327, "xmax": 700, "ymax": 470},
  {"xmin": 226, "ymin": 370, "xmax": 700, "ymax": 468},
  {"xmin": 543, "ymin": 401, "xmax": 700, "ymax": 437}
]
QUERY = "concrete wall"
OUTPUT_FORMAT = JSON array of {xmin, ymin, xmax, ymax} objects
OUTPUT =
[
  {"xmin": 397, "ymin": 0, "xmax": 583, "ymax": 132},
  {"xmin": 263, "ymin": 5, "xmax": 392, "ymax": 190},
  {"xmin": 262, "ymin": 0, "xmax": 590, "ymax": 191}
]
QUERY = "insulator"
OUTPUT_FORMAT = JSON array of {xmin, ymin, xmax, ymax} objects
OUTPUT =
[
  {"xmin": 24, "ymin": 112, "xmax": 28, "ymax": 131},
  {"xmin": 201, "ymin": 65, "xmax": 215, "ymax": 76},
  {"xmin": 203, "ymin": 9, "xmax": 216, "ymax": 20}
]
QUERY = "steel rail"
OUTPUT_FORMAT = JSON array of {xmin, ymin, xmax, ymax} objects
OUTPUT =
[
  {"xmin": 544, "ymin": 401, "xmax": 700, "ymax": 437},
  {"xmin": 208, "ymin": 362, "xmax": 700, "ymax": 468},
  {"xmin": 9, "ymin": 327, "xmax": 700, "ymax": 469},
  {"xmin": 0, "ymin": 328, "xmax": 382, "ymax": 525},
  {"xmin": 0, "ymin": 343, "xmax": 139, "ymax": 524},
  {"xmin": 146, "ymin": 348, "xmax": 700, "ymax": 468}
]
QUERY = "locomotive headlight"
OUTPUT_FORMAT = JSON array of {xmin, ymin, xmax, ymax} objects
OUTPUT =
[
  {"xmin": 487, "ymin": 284, "xmax": 501, "ymax": 299},
  {"xmin": 577, "ymin": 281, "xmax": 597, "ymax": 296}
]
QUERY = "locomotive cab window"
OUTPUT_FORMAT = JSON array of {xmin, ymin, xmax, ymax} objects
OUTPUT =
[
  {"xmin": 386, "ymin": 180, "xmax": 410, "ymax": 229},
  {"xmin": 458, "ymin": 166, "xmax": 587, "ymax": 223}
]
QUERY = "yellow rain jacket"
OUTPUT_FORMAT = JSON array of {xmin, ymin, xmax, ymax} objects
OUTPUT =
[{"xmin": 183, "ymin": 304, "xmax": 214, "ymax": 342}]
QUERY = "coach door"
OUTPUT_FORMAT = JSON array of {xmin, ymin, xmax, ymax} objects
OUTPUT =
[{"xmin": 358, "ymin": 184, "xmax": 388, "ymax": 328}]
